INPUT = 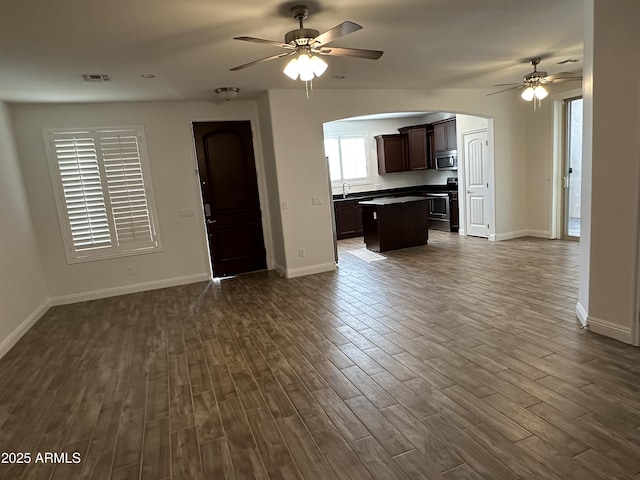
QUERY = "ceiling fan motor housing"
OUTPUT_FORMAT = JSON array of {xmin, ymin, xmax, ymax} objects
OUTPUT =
[
  {"xmin": 524, "ymin": 71, "xmax": 547, "ymax": 83},
  {"xmin": 285, "ymin": 28, "xmax": 320, "ymax": 46}
]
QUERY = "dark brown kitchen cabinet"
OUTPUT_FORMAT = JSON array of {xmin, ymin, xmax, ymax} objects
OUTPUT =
[
  {"xmin": 334, "ymin": 199, "xmax": 366, "ymax": 239},
  {"xmin": 359, "ymin": 196, "xmax": 428, "ymax": 252},
  {"xmin": 433, "ymin": 118, "xmax": 457, "ymax": 152},
  {"xmin": 449, "ymin": 191, "xmax": 459, "ymax": 232},
  {"xmin": 427, "ymin": 130, "xmax": 436, "ymax": 169},
  {"xmin": 398, "ymin": 125, "xmax": 429, "ymax": 170},
  {"xmin": 375, "ymin": 134, "xmax": 407, "ymax": 173}
]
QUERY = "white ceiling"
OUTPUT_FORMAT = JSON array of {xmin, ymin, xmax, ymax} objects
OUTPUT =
[{"xmin": 0, "ymin": 0, "xmax": 583, "ymax": 103}]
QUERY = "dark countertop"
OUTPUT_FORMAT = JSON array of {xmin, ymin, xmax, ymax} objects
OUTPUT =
[
  {"xmin": 358, "ymin": 196, "xmax": 427, "ymax": 206},
  {"xmin": 333, "ymin": 184, "xmax": 449, "ymax": 202}
]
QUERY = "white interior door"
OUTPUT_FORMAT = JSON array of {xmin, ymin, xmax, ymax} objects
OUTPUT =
[{"xmin": 464, "ymin": 130, "xmax": 489, "ymax": 238}]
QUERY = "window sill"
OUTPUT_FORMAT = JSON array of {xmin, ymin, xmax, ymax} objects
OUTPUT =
[{"xmin": 65, "ymin": 245, "xmax": 163, "ymax": 265}]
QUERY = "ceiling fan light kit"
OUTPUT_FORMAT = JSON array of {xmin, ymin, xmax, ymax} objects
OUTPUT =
[
  {"xmin": 283, "ymin": 49, "xmax": 328, "ymax": 81},
  {"xmin": 488, "ymin": 57, "xmax": 582, "ymax": 110},
  {"xmin": 231, "ymin": 4, "xmax": 383, "ymax": 96},
  {"xmin": 521, "ymin": 85, "xmax": 548, "ymax": 101}
]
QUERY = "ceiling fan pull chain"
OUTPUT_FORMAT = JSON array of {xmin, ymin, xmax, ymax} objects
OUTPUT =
[{"xmin": 305, "ymin": 80, "xmax": 310, "ymax": 99}]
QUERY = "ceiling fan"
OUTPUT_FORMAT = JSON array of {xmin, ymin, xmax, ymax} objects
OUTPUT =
[
  {"xmin": 488, "ymin": 57, "xmax": 582, "ymax": 103},
  {"xmin": 230, "ymin": 5, "xmax": 383, "ymax": 84}
]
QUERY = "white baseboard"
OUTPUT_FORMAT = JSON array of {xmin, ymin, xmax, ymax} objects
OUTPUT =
[
  {"xmin": 491, "ymin": 230, "xmax": 551, "ymax": 241},
  {"xmin": 575, "ymin": 301, "xmax": 588, "ymax": 327},
  {"xmin": 49, "ymin": 273, "xmax": 211, "ymax": 306},
  {"xmin": 0, "ymin": 300, "xmax": 50, "ymax": 359},
  {"xmin": 285, "ymin": 262, "xmax": 336, "ymax": 279},
  {"xmin": 587, "ymin": 315, "xmax": 633, "ymax": 344},
  {"xmin": 273, "ymin": 263, "xmax": 287, "ymax": 277},
  {"xmin": 526, "ymin": 230, "xmax": 552, "ymax": 239}
]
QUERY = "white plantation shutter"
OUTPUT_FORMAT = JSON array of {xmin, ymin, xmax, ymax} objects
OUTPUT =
[
  {"xmin": 53, "ymin": 135, "xmax": 112, "ymax": 251},
  {"xmin": 46, "ymin": 127, "xmax": 159, "ymax": 262},
  {"xmin": 100, "ymin": 132, "xmax": 154, "ymax": 247}
]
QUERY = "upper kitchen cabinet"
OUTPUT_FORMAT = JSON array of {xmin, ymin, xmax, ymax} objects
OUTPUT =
[
  {"xmin": 433, "ymin": 118, "xmax": 457, "ymax": 152},
  {"xmin": 375, "ymin": 134, "xmax": 407, "ymax": 173},
  {"xmin": 398, "ymin": 125, "xmax": 430, "ymax": 171}
]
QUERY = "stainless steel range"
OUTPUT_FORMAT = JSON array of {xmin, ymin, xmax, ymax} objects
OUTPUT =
[{"xmin": 426, "ymin": 178, "xmax": 458, "ymax": 232}]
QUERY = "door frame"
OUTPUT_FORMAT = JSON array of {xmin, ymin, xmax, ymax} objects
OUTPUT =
[
  {"xmin": 458, "ymin": 122, "xmax": 495, "ymax": 240},
  {"xmin": 560, "ymin": 95, "xmax": 582, "ymax": 241},
  {"xmin": 188, "ymin": 116, "xmax": 274, "ymax": 278},
  {"xmin": 551, "ymin": 88, "xmax": 582, "ymax": 240}
]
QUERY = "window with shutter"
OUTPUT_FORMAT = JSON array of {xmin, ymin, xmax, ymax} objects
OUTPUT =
[
  {"xmin": 324, "ymin": 133, "xmax": 370, "ymax": 186},
  {"xmin": 45, "ymin": 126, "xmax": 160, "ymax": 263}
]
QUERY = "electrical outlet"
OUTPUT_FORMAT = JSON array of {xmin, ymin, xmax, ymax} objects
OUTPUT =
[
  {"xmin": 298, "ymin": 248, "xmax": 305, "ymax": 257},
  {"xmin": 127, "ymin": 265, "xmax": 134, "ymax": 275},
  {"xmin": 282, "ymin": 201, "xmax": 289, "ymax": 210}
]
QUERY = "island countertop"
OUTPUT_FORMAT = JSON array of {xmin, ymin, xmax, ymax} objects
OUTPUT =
[
  {"xmin": 359, "ymin": 196, "xmax": 428, "ymax": 252},
  {"xmin": 358, "ymin": 195, "xmax": 426, "ymax": 206}
]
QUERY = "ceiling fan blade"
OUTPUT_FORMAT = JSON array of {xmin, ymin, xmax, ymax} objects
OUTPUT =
[
  {"xmin": 486, "ymin": 85, "xmax": 524, "ymax": 96},
  {"xmin": 316, "ymin": 46, "xmax": 383, "ymax": 60},
  {"xmin": 541, "ymin": 72, "xmax": 582, "ymax": 83},
  {"xmin": 230, "ymin": 51, "xmax": 295, "ymax": 71},
  {"xmin": 311, "ymin": 21, "xmax": 362, "ymax": 46},
  {"xmin": 549, "ymin": 76, "xmax": 583, "ymax": 83},
  {"xmin": 493, "ymin": 82, "xmax": 521, "ymax": 87},
  {"xmin": 233, "ymin": 36, "xmax": 295, "ymax": 50}
]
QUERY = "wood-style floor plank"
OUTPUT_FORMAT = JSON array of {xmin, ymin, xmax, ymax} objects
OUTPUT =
[{"xmin": 1, "ymin": 233, "xmax": 640, "ymax": 480}]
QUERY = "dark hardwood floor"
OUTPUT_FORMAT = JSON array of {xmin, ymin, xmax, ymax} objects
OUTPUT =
[{"xmin": 1, "ymin": 232, "xmax": 640, "ymax": 480}]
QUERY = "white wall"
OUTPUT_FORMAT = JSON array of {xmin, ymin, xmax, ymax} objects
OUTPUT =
[
  {"xmin": 10, "ymin": 100, "xmax": 273, "ymax": 300},
  {"xmin": 523, "ymin": 95, "xmax": 555, "ymax": 237},
  {"xmin": 266, "ymin": 88, "xmax": 528, "ymax": 276},
  {"xmin": 0, "ymin": 102, "xmax": 48, "ymax": 356},
  {"xmin": 257, "ymin": 92, "xmax": 286, "ymax": 273},
  {"xmin": 578, "ymin": 0, "xmax": 640, "ymax": 344}
]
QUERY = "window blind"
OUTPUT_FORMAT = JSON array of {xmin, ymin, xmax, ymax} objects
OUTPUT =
[{"xmin": 47, "ymin": 127, "xmax": 158, "ymax": 262}]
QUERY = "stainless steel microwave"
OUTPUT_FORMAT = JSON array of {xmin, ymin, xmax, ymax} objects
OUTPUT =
[{"xmin": 435, "ymin": 150, "xmax": 458, "ymax": 170}]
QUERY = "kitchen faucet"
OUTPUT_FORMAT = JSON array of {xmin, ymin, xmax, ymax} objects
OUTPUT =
[{"xmin": 342, "ymin": 182, "xmax": 351, "ymax": 198}]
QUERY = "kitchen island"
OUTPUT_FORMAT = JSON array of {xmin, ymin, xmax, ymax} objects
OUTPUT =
[{"xmin": 358, "ymin": 196, "xmax": 428, "ymax": 252}]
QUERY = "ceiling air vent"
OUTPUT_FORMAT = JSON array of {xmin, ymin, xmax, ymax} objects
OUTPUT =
[{"xmin": 82, "ymin": 74, "xmax": 110, "ymax": 82}]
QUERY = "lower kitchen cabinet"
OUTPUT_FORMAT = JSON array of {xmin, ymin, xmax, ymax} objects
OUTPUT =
[
  {"xmin": 359, "ymin": 196, "xmax": 428, "ymax": 252},
  {"xmin": 449, "ymin": 191, "xmax": 459, "ymax": 232},
  {"xmin": 334, "ymin": 199, "xmax": 365, "ymax": 239}
]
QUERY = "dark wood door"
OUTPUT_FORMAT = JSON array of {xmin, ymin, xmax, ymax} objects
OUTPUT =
[{"xmin": 192, "ymin": 121, "xmax": 267, "ymax": 277}]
